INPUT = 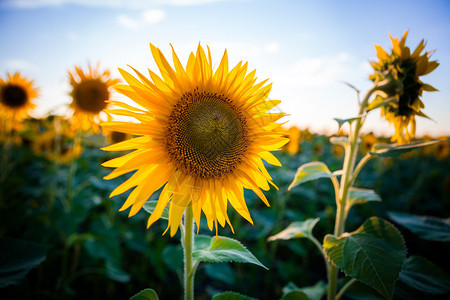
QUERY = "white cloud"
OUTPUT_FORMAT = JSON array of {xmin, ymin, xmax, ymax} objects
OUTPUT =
[
  {"xmin": 1, "ymin": 0, "xmax": 230, "ymax": 9},
  {"xmin": 3, "ymin": 59, "xmax": 35, "ymax": 71},
  {"xmin": 143, "ymin": 9, "xmax": 166, "ymax": 24},
  {"xmin": 264, "ymin": 42, "xmax": 280, "ymax": 54},
  {"xmin": 117, "ymin": 14, "xmax": 140, "ymax": 30}
]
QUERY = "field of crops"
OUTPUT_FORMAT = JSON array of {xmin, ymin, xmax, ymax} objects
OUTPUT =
[{"xmin": 1, "ymin": 122, "xmax": 449, "ymax": 299}]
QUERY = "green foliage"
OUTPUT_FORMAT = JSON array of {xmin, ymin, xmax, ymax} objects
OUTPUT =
[
  {"xmin": 143, "ymin": 200, "xmax": 169, "ymax": 220},
  {"xmin": 192, "ymin": 236, "xmax": 267, "ymax": 269},
  {"xmin": 288, "ymin": 161, "xmax": 336, "ymax": 190},
  {"xmin": 371, "ymin": 140, "xmax": 443, "ymax": 157},
  {"xmin": 0, "ymin": 237, "xmax": 48, "ymax": 288},
  {"xmin": 323, "ymin": 217, "xmax": 407, "ymax": 299},
  {"xmin": 334, "ymin": 117, "xmax": 362, "ymax": 130},
  {"xmin": 399, "ymin": 256, "xmax": 450, "ymax": 294},
  {"xmin": 388, "ymin": 212, "xmax": 450, "ymax": 241},
  {"xmin": 348, "ymin": 188, "xmax": 381, "ymax": 208},
  {"xmin": 267, "ymin": 218, "xmax": 320, "ymax": 242},
  {"xmin": 212, "ymin": 291, "xmax": 257, "ymax": 300},
  {"xmin": 282, "ymin": 281, "xmax": 327, "ymax": 300},
  {"xmin": 130, "ymin": 288, "xmax": 159, "ymax": 300}
]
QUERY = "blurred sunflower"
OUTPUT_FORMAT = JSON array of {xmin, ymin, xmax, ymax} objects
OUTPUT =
[
  {"xmin": 284, "ymin": 126, "xmax": 300, "ymax": 154},
  {"xmin": 360, "ymin": 132, "xmax": 377, "ymax": 154},
  {"xmin": 369, "ymin": 31, "xmax": 439, "ymax": 143},
  {"xmin": 0, "ymin": 72, "xmax": 37, "ymax": 126},
  {"xmin": 102, "ymin": 44, "xmax": 288, "ymax": 236},
  {"xmin": 68, "ymin": 63, "xmax": 120, "ymax": 133}
]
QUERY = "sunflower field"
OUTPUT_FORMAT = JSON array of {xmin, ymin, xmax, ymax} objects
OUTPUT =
[{"xmin": 1, "ymin": 34, "xmax": 450, "ymax": 300}]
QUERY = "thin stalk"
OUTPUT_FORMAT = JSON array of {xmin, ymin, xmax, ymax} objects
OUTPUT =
[
  {"xmin": 182, "ymin": 205, "xmax": 195, "ymax": 300},
  {"xmin": 327, "ymin": 84, "xmax": 377, "ymax": 300},
  {"xmin": 336, "ymin": 278, "xmax": 357, "ymax": 300}
]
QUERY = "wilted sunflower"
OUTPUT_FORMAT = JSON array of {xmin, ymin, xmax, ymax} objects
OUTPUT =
[
  {"xmin": 0, "ymin": 72, "xmax": 37, "ymax": 125},
  {"xmin": 370, "ymin": 31, "xmax": 439, "ymax": 143},
  {"xmin": 102, "ymin": 44, "xmax": 288, "ymax": 236},
  {"xmin": 68, "ymin": 63, "xmax": 120, "ymax": 132}
]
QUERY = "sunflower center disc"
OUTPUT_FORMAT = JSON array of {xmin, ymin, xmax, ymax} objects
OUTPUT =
[
  {"xmin": 1, "ymin": 85, "xmax": 27, "ymax": 108},
  {"xmin": 74, "ymin": 79, "xmax": 109, "ymax": 113},
  {"xmin": 165, "ymin": 91, "xmax": 248, "ymax": 179}
]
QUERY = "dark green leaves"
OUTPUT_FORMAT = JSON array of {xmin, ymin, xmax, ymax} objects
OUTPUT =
[
  {"xmin": 267, "ymin": 218, "xmax": 320, "ymax": 242},
  {"xmin": 370, "ymin": 140, "xmax": 443, "ymax": 157},
  {"xmin": 281, "ymin": 281, "xmax": 327, "ymax": 300},
  {"xmin": 0, "ymin": 237, "xmax": 48, "ymax": 288},
  {"xmin": 143, "ymin": 200, "xmax": 169, "ymax": 220},
  {"xmin": 348, "ymin": 188, "xmax": 381, "ymax": 208},
  {"xmin": 192, "ymin": 236, "xmax": 267, "ymax": 269},
  {"xmin": 399, "ymin": 256, "xmax": 450, "ymax": 294},
  {"xmin": 130, "ymin": 288, "xmax": 159, "ymax": 300},
  {"xmin": 212, "ymin": 291, "xmax": 257, "ymax": 300},
  {"xmin": 288, "ymin": 162, "xmax": 336, "ymax": 191},
  {"xmin": 388, "ymin": 212, "xmax": 450, "ymax": 241},
  {"xmin": 323, "ymin": 217, "xmax": 406, "ymax": 299}
]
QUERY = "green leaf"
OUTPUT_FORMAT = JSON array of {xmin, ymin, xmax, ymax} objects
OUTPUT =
[
  {"xmin": 204, "ymin": 263, "xmax": 234, "ymax": 285},
  {"xmin": 0, "ymin": 237, "xmax": 48, "ymax": 288},
  {"xmin": 162, "ymin": 245, "xmax": 183, "ymax": 272},
  {"xmin": 192, "ymin": 236, "xmax": 267, "ymax": 269},
  {"xmin": 348, "ymin": 188, "xmax": 381, "ymax": 208},
  {"xmin": 143, "ymin": 200, "xmax": 169, "ymax": 220},
  {"xmin": 334, "ymin": 116, "xmax": 362, "ymax": 130},
  {"xmin": 282, "ymin": 281, "xmax": 327, "ymax": 300},
  {"xmin": 399, "ymin": 256, "xmax": 450, "ymax": 294},
  {"xmin": 323, "ymin": 217, "xmax": 406, "ymax": 300},
  {"xmin": 288, "ymin": 161, "xmax": 336, "ymax": 191},
  {"xmin": 370, "ymin": 140, "xmax": 443, "ymax": 157},
  {"xmin": 130, "ymin": 288, "xmax": 159, "ymax": 300},
  {"xmin": 105, "ymin": 261, "xmax": 131, "ymax": 283},
  {"xmin": 267, "ymin": 218, "xmax": 320, "ymax": 242},
  {"xmin": 281, "ymin": 290, "xmax": 309, "ymax": 300},
  {"xmin": 329, "ymin": 136, "xmax": 350, "ymax": 147},
  {"xmin": 212, "ymin": 291, "xmax": 257, "ymax": 300},
  {"xmin": 388, "ymin": 211, "xmax": 450, "ymax": 241}
]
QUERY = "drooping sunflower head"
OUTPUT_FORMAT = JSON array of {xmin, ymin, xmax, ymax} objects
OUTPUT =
[
  {"xmin": 68, "ymin": 63, "xmax": 120, "ymax": 133},
  {"xmin": 101, "ymin": 44, "xmax": 288, "ymax": 236},
  {"xmin": 369, "ymin": 31, "xmax": 439, "ymax": 144},
  {"xmin": 0, "ymin": 72, "xmax": 38, "ymax": 123}
]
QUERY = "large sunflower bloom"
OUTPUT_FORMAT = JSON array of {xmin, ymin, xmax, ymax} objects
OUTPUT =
[
  {"xmin": 0, "ymin": 72, "xmax": 37, "ymax": 125},
  {"xmin": 369, "ymin": 31, "xmax": 439, "ymax": 143},
  {"xmin": 68, "ymin": 63, "xmax": 120, "ymax": 133},
  {"xmin": 102, "ymin": 44, "xmax": 288, "ymax": 236}
]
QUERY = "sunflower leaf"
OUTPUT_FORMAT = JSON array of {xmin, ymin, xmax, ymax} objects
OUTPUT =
[
  {"xmin": 0, "ymin": 237, "xmax": 48, "ymax": 288},
  {"xmin": 334, "ymin": 116, "xmax": 362, "ymax": 130},
  {"xmin": 329, "ymin": 136, "xmax": 350, "ymax": 148},
  {"xmin": 143, "ymin": 200, "xmax": 169, "ymax": 220},
  {"xmin": 370, "ymin": 140, "xmax": 443, "ymax": 157},
  {"xmin": 267, "ymin": 218, "xmax": 320, "ymax": 242},
  {"xmin": 388, "ymin": 212, "xmax": 450, "ymax": 241},
  {"xmin": 282, "ymin": 281, "xmax": 327, "ymax": 300},
  {"xmin": 130, "ymin": 288, "xmax": 159, "ymax": 300},
  {"xmin": 288, "ymin": 161, "xmax": 336, "ymax": 191},
  {"xmin": 192, "ymin": 236, "xmax": 267, "ymax": 269},
  {"xmin": 348, "ymin": 188, "xmax": 382, "ymax": 208},
  {"xmin": 399, "ymin": 255, "xmax": 450, "ymax": 294},
  {"xmin": 323, "ymin": 217, "xmax": 406, "ymax": 300},
  {"xmin": 212, "ymin": 291, "xmax": 257, "ymax": 300}
]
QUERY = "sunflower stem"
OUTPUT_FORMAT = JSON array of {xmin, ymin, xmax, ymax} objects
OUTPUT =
[
  {"xmin": 182, "ymin": 204, "xmax": 195, "ymax": 300},
  {"xmin": 327, "ymin": 84, "xmax": 377, "ymax": 300}
]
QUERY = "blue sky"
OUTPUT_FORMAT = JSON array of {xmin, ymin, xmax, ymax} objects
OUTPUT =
[{"xmin": 1, "ymin": 0, "xmax": 449, "ymax": 136}]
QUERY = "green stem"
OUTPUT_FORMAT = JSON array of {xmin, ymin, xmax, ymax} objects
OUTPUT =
[
  {"xmin": 336, "ymin": 278, "xmax": 357, "ymax": 300},
  {"xmin": 182, "ymin": 205, "xmax": 195, "ymax": 300},
  {"xmin": 327, "ymin": 84, "xmax": 377, "ymax": 300}
]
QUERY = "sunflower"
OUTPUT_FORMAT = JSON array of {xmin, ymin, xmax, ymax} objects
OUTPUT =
[
  {"xmin": 369, "ymin": 31, "xmax": 439, "ymax": 143},
  {"xmin": 0, "ymin": 72, "xmax": 37, "ymax": 126},
  {"xmin": 102, "ymin": 44, "xmax": 288, "ymax": 236},
  {"xmin": 68, "ymin": 63, "xmax": 120, "ymax": 133},
  {"xmin": 360, "ymin": 132, "xmax": 377, "ymax": 154},
  {"xmin": 284, "ymin": 126, "xmax": 300, "ymax": 155}
]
